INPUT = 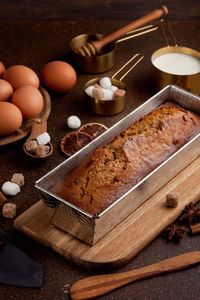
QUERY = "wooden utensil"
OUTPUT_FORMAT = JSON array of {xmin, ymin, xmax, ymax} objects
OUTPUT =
[
  {"xmin": 69, "ymin": 251, "xmax": 200, "ymax": 300},
  {"xmin": 23, "ymin": 119, "xmax": 53, "ymax": 159},
  {"xmin": 77, "ymin": 5, "xmax": 168, "ymax": 57},
  {"xmin": 23, "ymin": 87, "xmax": 53, "ymax": 159}
]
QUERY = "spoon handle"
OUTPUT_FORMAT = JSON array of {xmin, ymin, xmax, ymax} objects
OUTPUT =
[
  {"xmin": 29, "ymin": 119, "xmax": 47, "ymax": 140},
  {"xmin": 70, "ymin": 251, "xmax": 200, "ymax": 300},
  {"xmin": 92, "ymin": 6, "xmax": 168, "ymax": 52}
]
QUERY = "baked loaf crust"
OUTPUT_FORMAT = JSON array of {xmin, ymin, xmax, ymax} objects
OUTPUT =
[{"xmin": 53, "ymin": 105, "xmax": 200, "ymax": 215}]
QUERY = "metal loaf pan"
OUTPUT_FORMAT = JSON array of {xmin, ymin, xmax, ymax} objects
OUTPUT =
[{"xmin": 35, "ymin": 85, "xmax": 200, "ymax": 245}]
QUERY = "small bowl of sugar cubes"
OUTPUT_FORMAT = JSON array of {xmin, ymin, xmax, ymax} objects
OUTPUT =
[{"xmin": 84, "ymin": 76, "xmax": 126, "ymax": 116}]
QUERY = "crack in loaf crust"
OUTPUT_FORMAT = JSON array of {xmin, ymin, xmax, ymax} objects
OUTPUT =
[{"xmin": 52, "ymin": 105, "xmax": 200, "ymax": 215}]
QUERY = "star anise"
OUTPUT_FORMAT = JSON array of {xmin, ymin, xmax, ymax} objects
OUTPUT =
[
  {"xmin": 179, "ymin": 202, "xmax": 200, "ymax": 226},
  {"xmin": 165, "ymin": 223, "xmax": 186, "ymax": 241}
]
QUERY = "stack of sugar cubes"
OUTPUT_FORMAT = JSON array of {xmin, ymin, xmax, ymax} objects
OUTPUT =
[
  {"xmin": 1, "ymin": 173, "xmax": 24, "ymax": 218},
  {"xmin": 25, "ymin": 132, "xmax": 51, "ymax": 157},
  {"xmin": 85, "ymin": 77, "xmax": 126, "ymax": 101}
]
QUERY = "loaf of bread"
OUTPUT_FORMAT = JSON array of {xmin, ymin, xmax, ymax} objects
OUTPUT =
[{"xmin": 52, "ymin": 105, "xmax": 200, "ymax": 215}]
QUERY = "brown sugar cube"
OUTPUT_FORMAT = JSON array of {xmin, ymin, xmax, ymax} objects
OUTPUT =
[
  {"xmin": 92, "ymin": 84, "xmax": 104, "ymax": 100},
  {"xmin": 2, "ymin": 203, "xmax": 17, "ymax": 218},
  {"xmin": 113, "ymin": 89, "xmax": 126, "ymax": 98},
  {"xmin": 0, "ymin": 191, "xmax": 7, "ymax": 208},
  {"xmin": 35, "ymin": 145, "xmax": 50, "ymax": 157},
  {"xmin": 11, "ymin": 173, "xmax": 24, "ymax": 187},
  {"xmin": 165, "ymin": 192, "xmax": 179, "ymax": 208},
  {"xmin": 25, "ymin": 139, "xmax": 38, "ymax": 153}
]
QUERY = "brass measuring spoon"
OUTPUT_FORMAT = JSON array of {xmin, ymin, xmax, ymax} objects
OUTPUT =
[{"xmin": 84, "ymin": 53, "xmax": 144, "ymax": 115}]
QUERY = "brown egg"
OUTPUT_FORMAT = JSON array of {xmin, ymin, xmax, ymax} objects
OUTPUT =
[
  {"xmin": 0, "ymin": 79, "xmax": 13, "ymax": 101},
  {"xmin": 3, "ymin": 65, "xmax": 39, "ymax": 90},
  {"xmin": 0, "ymin": 102, "xmax": 22, "ymax": 135},
  {"xmin": 12, "ymin": 85, "xmax": 43, "ymax": 119},
  {"xmin": 0, "ymin": 62, "xmax": 5, "ymax": 78},
  {"xmin": 40, "ymin": 61, "xmax": 76, "ymax": 93}
]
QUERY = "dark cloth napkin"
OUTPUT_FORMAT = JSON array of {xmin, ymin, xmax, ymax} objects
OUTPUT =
[{"xmin": 0, "ymin": 229, "xmax": 43, "ymax": 288}]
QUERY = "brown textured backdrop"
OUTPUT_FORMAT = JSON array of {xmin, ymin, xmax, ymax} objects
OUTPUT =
[
  {"xmin": 0, "ymin": 1, "xmax": 200, "ymax": 300},
  {"xmin": 0, "ymin": 0, "xmax": 199, "ymax": 20}
]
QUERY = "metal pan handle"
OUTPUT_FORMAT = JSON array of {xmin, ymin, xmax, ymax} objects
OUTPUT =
[
  {"xmin": 112, "ymin": 53, "xmax": 144, "ymax": 82},
  {"xmin": 160, "ymin": 19, "xmax": 178, "ymax": 47}
]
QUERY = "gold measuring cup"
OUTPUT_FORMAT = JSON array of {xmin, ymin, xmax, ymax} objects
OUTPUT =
[
  {"xmin": 70, "ymin": 25, "xmax": 156, "ymax": 74},
  {"xmin": 84, "ymin": 53, "xmax": 144, "ymax": 115},
  {"xmin": 151, "ymin": 19, "xmax": 200, "ymax": 95}
]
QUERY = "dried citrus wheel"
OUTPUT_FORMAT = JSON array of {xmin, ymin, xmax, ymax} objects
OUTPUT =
[
  {"xmin": 78, "ymin": 123, "xmax": 108, "ymax": 140},
  {"xmin": 60, "ymin": 131, "xmax": 92, "ymax": 156}
]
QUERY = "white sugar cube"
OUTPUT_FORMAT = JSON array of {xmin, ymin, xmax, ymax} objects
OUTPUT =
[
  {"xmin": 99, "ymin": 77, "xmax": 112, "ymax": 89},
  {"xmin": 85, "ymin": 86, "xmax": 94, "ymax": 97},
  {"xmin": 102, "ymin": 88, "xmax": 113, "ymax": 100},
  {"xmin": 67, "ymin": 115, "xmax": 81, "ymax": 129},
  {"xmin": 110, "ymin": 85, "xmax": 118, "ymax": 93},
  {"xmin": 36, "ymin": 132, "xmax": 51, "ymax": 145},
  {"xmin": 2, "ymin": 181, "xmax": 20, "ymax": 196}
]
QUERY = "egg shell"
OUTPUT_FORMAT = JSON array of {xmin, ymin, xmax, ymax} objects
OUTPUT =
[
  {"xmin": 0, "ymin": 79, "xmax": 13, "ymax": 101},
  {"xmin": 0, "ymin": 62, "xmax": 5, "ymax": 78},
  {"xmin": 40, "ymin": 61, "xmax": 77, "ymax": 93},
  {"xmin": 0, "ymin": 102, "xmax": 22, "ymax": 135},
  {"xmin": 12, "ymin": 85, "xmax": 43, "ymax": 119},
  {"xmin": 3, "ymin": 65, "xmax": 40, "ymax": 90}
]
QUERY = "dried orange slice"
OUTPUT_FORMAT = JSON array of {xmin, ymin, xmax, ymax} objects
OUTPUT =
[
  {"xmin": 78, "ymin": 123, "xmax": 108, "ymax": 140},
  {"xmin": 60, "ymin": 131, "xmax": 92, "ymax": 156}
]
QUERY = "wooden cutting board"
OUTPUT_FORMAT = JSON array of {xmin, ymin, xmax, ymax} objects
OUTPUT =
[{"xmin": 14, "ymin": 156, "xmax": 200, "ymax": 269}]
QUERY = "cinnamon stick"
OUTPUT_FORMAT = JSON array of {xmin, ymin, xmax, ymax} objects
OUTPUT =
[{"xmin": 189, "ymin": 223, "xmax": 200, "ymax": 235}]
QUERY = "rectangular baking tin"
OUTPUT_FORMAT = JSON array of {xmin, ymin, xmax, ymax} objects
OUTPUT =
[{"xmin": 35, "ymin": 85, "xmax": 200, "ymax": 245}]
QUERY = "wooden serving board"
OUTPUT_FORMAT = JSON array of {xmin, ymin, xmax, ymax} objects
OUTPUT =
[
  {"xmin": 0, "ymin": 86, "xmax": 51, "ymax": 146},
  {"xmin": 14, "ymin": 156, "xmax": 200, "ymax": 269}
]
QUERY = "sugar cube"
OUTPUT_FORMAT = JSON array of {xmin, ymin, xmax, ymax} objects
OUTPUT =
[
  {"xmin": 36, "ymin": 132, "xmax": 51, "ymax": 146},
  {"xmin": 2, "ymin": 203, "xmax": 17, "ymax": 218},
  {"xmin": 67, "ymin": 115, "xmax": 81, "ymax": 129},
  {"xmin": 11, "ymin": 173, "xmax": 24, "ymax": 187},
  {"xmin": 99, "ymin": 77, "xmax": 112, "ymax": 89},
  {"xmin": 2, "ymin": 181, "xmax": 20, "ymax": 196}
]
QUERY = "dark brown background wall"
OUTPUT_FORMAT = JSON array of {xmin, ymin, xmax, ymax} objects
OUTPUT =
[{"xmin": 0, "ymin": 0, "xmax": 199, "ymax": 20}]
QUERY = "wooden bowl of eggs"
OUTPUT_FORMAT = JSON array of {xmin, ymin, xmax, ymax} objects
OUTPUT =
[{"xmin": 0, "ymin": 63, "xmax": 51, "ymax": 146}]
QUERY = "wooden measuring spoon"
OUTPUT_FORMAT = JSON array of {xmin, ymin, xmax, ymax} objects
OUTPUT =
[
  {"xmin": 23, "ymin": 119, "xmax": 53, "ymax": 159},
  {"xmin": 78, "ymin": 5, "xmax": 168, "ymax": 56},
  {"xmin": 69, "ymin": 251, "xmax": 200, "ymax": 299},
  {"xmin": 23, "ymin": 87, "xmax": 53, "ymax": 159}
]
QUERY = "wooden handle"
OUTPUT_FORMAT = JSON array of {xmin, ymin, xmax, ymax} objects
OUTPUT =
[
  {"xmin": 29, "ymin": 119, "xmax": 47, "ymax": 140},
  {"xmin": 92, "ymin": 6, "xmax": 168, "ymax": 52},
  {"xmin": 69, "ymin": 251, "xmax": 200, "ymax": 300}
]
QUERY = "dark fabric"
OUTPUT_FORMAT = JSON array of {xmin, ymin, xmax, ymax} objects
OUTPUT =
[{"xmin": 0, "ymin": 230, "xmax": 43, "ymax": 288}]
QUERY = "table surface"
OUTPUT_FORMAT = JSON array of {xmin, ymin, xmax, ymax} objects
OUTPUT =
[{"xmin": 0, "ymin": 1, "xmax": 200, "ymax": 300}]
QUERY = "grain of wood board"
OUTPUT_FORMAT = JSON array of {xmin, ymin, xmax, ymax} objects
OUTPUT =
[{"xmin": 14, "ymin": 155, "xmax": 200, "ymax": 269}]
